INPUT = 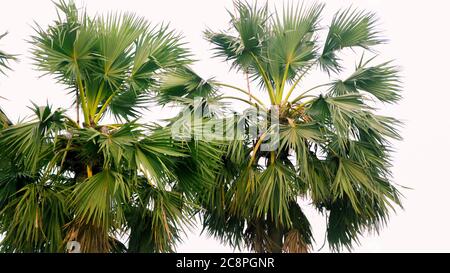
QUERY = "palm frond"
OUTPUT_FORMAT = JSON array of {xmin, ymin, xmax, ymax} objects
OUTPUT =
[
  {"xmin": 69, "ymin": 170, "xmax": 129, "ymax": 252},
  {"xmin": 254, "ymin": 161, "xmax": 298, "ymax": 227},
  {"xmin": 282, "ymin": 201, "xmax": 313, "ymax": 253},
  {"xmin": 0, "ymin": 182, "xmax": 67, "ymax": 252},
  {"xmin": 320, "ymin": 7, "xmax": 384, "ymax": 73},
  {"xmin": 204, "ymin": 0, "xmax": 268, "ymax": 72},
  {"xmin": 331, "ymin": 58, "xmax": 402, "ymax": 103},
  {"xmin": 157, "ymin": 67, "xmax": 217, "ymax": 105},
  {"xmin": 0, "ymin": 32, "xmax": 17, "ymax": 75},
  {"xmin": 268, "ymin": 2, "xmax": 324, "ymax": 85},
  {"xmin": 31, "ymin": 0, "xmax": 192, "ymax": 124},
  {"xmin": 0, "ymin": 108, "xmax": 12, "ymax": 129},
  {"xmin": 0, "ymin": 104, "xmax": 66, "ymax": 173}
]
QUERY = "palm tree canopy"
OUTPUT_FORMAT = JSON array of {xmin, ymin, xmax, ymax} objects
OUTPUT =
[
  {"xmin": 0, "ymin": 0, "xmax": 222, "ymax": 253},
  {"xmin": 173, "ymin": 0, "xmax": 404, "ymax": 252},
  {"xmin": 31, "ymin": 0, "xmax": 190, "ymax": 125}
]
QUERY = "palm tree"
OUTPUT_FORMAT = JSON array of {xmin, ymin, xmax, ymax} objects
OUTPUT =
[
  {"xmin": 195, "ymin": 1, "xmax": 403, "ymax": 252},
  {"xmin": 0, "ymin": 31, "xmax": 15, "ymax": 128},
  {"xmin": 0, "ymin": 0, "xmax": 220, "ymax": 253}
]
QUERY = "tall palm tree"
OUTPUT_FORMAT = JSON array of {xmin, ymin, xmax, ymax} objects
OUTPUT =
[
  {"xmin": 193, "ymin": 1, "xmax": 403, "ymax": 252},
  {"xmin": 0, "ymin": 0, "xmax": 220, "ymax": 253},
  {"xmin": 0, "ymin": 31, "xmax": 15, "ymax": 128}
]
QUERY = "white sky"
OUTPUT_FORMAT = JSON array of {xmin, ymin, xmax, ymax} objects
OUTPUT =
[{"xmin": 1, "ymin": 0, "xmax": 449, "ymax": 252}]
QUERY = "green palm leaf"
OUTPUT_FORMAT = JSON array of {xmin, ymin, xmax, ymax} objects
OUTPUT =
[
  {"xmin": 331, "ymin": 58, "xmax": 402, "ymax": 103},
  {"xmin": 0, "ymin": 32, "xmax": 16, "ymax": 75},
  {"xmin": 320, "ymin": 7, "xmax": 384, "ymax": 73},
  {"xmin": 31, "ymin": 0, "xmax": 191, "ymax": 124}
]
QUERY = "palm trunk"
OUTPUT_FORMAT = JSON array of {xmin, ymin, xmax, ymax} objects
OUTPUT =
[
  {"xmin": 254, "ymin": 219, "xmax": 265, "ymax": 253},
  {"xmin": 267, "ymin": 221, "xmax": 283, "ymax": 253},
  {"xmin": 254, "ymin": 238, "xmax": 265, "ymax": 253}
]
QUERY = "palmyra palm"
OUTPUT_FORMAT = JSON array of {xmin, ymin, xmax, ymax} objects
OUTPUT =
[
  {"xmin": 183, "ymin": 1, "xmax": 403, "ymax": 252},
  {"xmin": 0, "ymin": 1, "xmax": 220, "ymax": 252}
]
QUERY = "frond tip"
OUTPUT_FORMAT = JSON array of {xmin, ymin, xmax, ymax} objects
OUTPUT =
[{"xmin": 0, "ymin": 32, "xmax": 17, "ymax": 75}]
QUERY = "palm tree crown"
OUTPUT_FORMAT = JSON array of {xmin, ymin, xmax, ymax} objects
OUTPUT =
[
  {"xmin": 190, "ymin": 1, "xmax": 403, "ymax": 252},
  {"xmin": 0, "ymin": 0, "xmax": 220, "ymax": 253}
]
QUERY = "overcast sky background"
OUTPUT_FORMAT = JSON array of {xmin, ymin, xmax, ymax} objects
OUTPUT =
[{"xmin": 1, "ymin": 0, "xmax": 449, "ymax": 252}]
